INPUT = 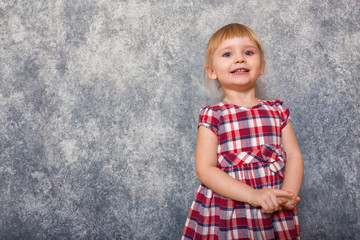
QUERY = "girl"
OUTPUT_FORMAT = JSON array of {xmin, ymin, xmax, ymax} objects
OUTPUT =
[{"xmin": 182, "ymin": 23, "xmax": 304, "ymax": 239}]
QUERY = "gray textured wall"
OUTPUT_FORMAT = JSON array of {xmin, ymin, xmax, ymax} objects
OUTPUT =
[{"xmin": 1, "ymin": 0, "xmax": 359, "ymax": 239}]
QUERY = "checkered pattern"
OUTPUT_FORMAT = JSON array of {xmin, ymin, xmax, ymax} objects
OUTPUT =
[{"xmin": 182, "ymin": 100, "xmax": 299, "ymax": 240}]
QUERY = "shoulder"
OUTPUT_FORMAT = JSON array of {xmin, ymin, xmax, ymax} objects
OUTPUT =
[
  {"xmin": 198, "ymin": 102, "xmax": 227, "ymax": 135},
  {"xmin": 261, "ymin": 99, "xmax": 287, "ymax": 107},
  {"xmin": 198, "ymin": 101, "xmax": 230, "ymax": 124},
  {"xmin": 201, "ymin": 101, "xmax": 228, "ymax": 111},
  {"xmin": 261, "ymin": 99, "xmax": 290, "ymax": 111},
  {"xmin": 261, "ymin": 99, "xmax": 291, "ymax": 128},
  {"xmin": 199, "ymin": 101, "xmax": 229, "ymax": 115}
]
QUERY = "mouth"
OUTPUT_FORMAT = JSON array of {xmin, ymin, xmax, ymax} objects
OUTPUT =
[{"xmin": 231, "ymin": 68, "xmax": 249, "ymax": 73}]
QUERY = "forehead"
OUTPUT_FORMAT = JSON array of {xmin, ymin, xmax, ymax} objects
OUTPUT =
[{"xmin": 215, "ymin": 37, "xmax": 258, "ymax": 52}]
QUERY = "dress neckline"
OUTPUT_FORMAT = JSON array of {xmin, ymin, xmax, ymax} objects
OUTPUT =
[{"xmin": 221, "ymin": 99, "xmax": 263, "ymax": 110}]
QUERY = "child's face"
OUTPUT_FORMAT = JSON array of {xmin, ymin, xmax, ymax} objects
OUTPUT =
[{"xmin": 207, "ymin": 37, "xmax": 264, "ymax": 92}]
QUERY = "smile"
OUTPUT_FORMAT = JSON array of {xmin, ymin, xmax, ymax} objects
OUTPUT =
[{"xmin": 231, "ymin": 68, "xmax": 249, "ymax": 73}]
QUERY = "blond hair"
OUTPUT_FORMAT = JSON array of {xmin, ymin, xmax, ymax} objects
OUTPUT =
[{"xmin": 204, "ymin": 23, "xmax": 266, "ymax": 98}]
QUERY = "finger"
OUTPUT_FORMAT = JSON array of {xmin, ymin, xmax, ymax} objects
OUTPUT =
[
  {"xmin": 288, "ymin": 197, "xmax": 300, "ymax": 206},
  {"xmin": 283, "ymin": 202, "xmax": 296, "ymax": 210},
  {"xmin": 277, "ymin": 198, "xmax": 286, "ymax": 205},
  {"xmin": 261, "ymin": 201, "xmax": 271, "ymax": 214},
  {"xmin": 261, "ymin": 208, "xmax": 272, "ymax": 214},
  {"xmin": 270, "ymin": 194, "xmax": 280, "ymax": 211},
  {"xmin": 273, "ymin": 189, "xmax": 294, "ymax": 198},
  {"xmin": 266, "ymin": 198, "xmax": 275, "ymax": 212},
  {"xmin": 265, "ymin": 194, "xmax": 279, "ymax": 213}
]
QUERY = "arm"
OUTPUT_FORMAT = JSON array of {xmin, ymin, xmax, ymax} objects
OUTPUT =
[
  {"xmin": 279, "ymin": 122, "xmax": 304, "ymax": 209},
  {"xmin": 195, "ymin": 126, "xmax": 294, "ymax": 214}
]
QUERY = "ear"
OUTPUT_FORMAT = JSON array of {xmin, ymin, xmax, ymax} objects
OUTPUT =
[
  {"xmin": 205, "ymin": 66, "xmax": 217, "ymax": 80},
  {"xmin": 259, "ymin": 60, "xmax": 266, "ymax": 76}
]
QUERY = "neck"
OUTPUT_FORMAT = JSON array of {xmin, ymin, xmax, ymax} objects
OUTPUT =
[{"xmin": 223, "ymin": 88, "xmax": 258, "ymax": 107}]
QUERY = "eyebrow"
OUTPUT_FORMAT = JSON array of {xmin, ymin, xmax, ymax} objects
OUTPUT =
[{"xmin": 216, "ymin": 45, "xmax": 258, "ymax": 53}]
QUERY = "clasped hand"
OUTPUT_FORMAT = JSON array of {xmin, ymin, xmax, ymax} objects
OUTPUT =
[{"xmin": 250, "ymin": 187, "xmax": 300, "ymax": 214}]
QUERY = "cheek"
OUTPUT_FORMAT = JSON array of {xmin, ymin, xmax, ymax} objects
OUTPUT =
[{"xmin": 214, "ymin": 59, "xmax": 229, "ymax": 69}]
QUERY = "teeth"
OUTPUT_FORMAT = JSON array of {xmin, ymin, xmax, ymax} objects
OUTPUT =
[{"xmin": 234, "ymin": 69, "xmax": 247, "ymax": 73}]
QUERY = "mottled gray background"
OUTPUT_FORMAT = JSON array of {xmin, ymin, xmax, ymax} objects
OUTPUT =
[{"xmin": 0, "ymin": 0, "xmax": 359, "ymax": 239}]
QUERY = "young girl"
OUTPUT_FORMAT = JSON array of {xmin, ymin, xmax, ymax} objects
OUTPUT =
[{"xmin": 182, "ymin": 23, "xmax": 304, "ymax": 239}]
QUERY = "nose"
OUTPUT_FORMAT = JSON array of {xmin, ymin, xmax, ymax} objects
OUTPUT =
[{"xmin": 234, "ymin": 54, "xmax": 246, "ymax": 63}]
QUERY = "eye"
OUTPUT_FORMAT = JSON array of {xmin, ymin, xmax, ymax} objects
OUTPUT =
[
  {"xmin": 223, "ymin": 52, "xmax": 232, "ymax": 57},
  {"xmin": 244, "ymin": 51, "xmax": 254, "ymax": 56}
]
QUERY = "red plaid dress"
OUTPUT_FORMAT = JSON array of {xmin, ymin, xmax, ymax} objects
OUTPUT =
[{"xmin": 182, "ymin": 99, "xmax": 299, "ymax": 240}]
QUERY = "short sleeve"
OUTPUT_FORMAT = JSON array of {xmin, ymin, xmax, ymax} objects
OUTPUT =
[
  {"xmin": 198, "ymin": 107, "xmax": 220, "ymax": 136},
  {"xmin": 275, "ymin": 99, "xmax": 291, "ymax": 129}
]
